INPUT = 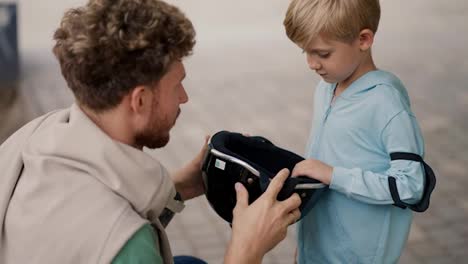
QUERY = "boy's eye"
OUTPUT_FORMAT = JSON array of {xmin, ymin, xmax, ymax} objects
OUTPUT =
[{"xmin": 318, "ymin": 52, "xmax": 330, "ymax": 58}]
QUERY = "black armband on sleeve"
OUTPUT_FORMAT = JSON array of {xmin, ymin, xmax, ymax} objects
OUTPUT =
[{"xmin": 388, "ymin": 152, "xmax": 436, "ymax": 212}]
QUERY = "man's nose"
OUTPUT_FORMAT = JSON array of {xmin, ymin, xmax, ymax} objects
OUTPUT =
[{"xmin": 180, "ymin": 85, "xmax": 189, "ymax": 104}]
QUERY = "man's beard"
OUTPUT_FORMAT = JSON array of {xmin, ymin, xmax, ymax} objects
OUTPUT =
[{"xmin": 134, "ymin": 109, "xmax": 180, "ymax": 149}]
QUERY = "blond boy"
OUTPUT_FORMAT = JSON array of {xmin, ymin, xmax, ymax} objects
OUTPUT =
[{"xmin": 284, "ymin": 0, "xmax": 427, "ymax": 263}]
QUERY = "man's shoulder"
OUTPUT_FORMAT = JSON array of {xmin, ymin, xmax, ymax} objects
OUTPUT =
[{"xmin": 0, "ymin": 107, "xmax": 68, "ymax": 151}]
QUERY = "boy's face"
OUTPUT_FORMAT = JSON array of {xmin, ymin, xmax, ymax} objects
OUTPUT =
[{"xmin": 303, "ymin": 34, "xmax": 363, "ymax": 84}]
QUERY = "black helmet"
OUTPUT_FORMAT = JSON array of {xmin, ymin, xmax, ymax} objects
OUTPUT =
[{"xmin": 202, "ymin": 131, "xmax": 327, "ymax": 223}]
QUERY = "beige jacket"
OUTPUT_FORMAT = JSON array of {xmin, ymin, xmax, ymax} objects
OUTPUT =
[{"xmin": 0, "ymin": 104, "xmax": 183, "ymax": 264}]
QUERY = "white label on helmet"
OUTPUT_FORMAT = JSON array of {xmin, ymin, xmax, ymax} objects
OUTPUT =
[{"xmin": 215, "ymin": 159, "xmax": 226, "ymax": 170}]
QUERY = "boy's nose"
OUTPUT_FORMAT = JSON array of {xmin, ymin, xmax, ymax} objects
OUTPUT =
[
  {"xmin": 309, "ymin": 62, "xmax": 321, "ymax": 71},
  {"xmin": 306, "ymin": 55, "xmax": 321, "ymax": 70}
]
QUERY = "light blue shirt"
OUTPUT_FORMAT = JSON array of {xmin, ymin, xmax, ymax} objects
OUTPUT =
[{"xmin": 297, "ymin": 70, "xmax": 425, "ymax": 264}]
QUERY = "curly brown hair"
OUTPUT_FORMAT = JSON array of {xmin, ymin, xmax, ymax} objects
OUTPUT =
[{"xmin": 53, "ymin": 0, "xmax": 196, "ymax": 111}]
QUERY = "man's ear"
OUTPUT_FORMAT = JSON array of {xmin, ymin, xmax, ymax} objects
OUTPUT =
[
  {"xmin": 358, "ymin": 29, "xmax": 375, "ymax": 52},
  {"xmin": 129, "ymin": 85, "xmax": 152, "ymax": 115}
]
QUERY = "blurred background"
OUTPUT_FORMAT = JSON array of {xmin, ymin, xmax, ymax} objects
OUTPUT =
[{"xmin": 0, "ymin": 0, "xmax": 467, "ymax": 263}]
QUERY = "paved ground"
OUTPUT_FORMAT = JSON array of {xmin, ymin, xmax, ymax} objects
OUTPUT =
[{"xmin": 1, "ymin": 0, "xmax": 467, "ymax": 263}]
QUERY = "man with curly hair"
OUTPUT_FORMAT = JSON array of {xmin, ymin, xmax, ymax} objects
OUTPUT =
[{"xmin": 0, "ymin": 1, "xmax": 301, "ymax": 264}]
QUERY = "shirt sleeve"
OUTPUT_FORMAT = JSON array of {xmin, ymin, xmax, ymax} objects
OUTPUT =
[
  {"xmin": 329, "ymin": 110, "xmax": 425, "ymax": 205},
  {"xmin": 112, "ymin": 224, "xmax": 164, "ymax": 264}
]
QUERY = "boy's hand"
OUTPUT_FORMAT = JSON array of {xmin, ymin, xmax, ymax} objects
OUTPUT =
[{"xmin": 291, "ymin": 159, "xmax": 333, "ymax": 185}]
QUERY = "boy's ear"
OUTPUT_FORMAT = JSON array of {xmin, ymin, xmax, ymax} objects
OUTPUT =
[{"xmin": 358, "ymin": 29, "xmax": 375, "ymax": 52}]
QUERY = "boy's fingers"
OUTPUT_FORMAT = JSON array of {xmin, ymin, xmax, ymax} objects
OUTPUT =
[
  {"xmin": 234, "ymin": 182, "xmax": 249, "ymax": 210},
  {"xmin": 286, "ymin": 208, "xmax": 301, "ymax": 225},
  {"xmin": 291, "ymin": 162, "xmax": 305, "ymax": 177},
  {"xmin": 281, "ymin": 193, "xmax": 302, "ymax": 213},
  {"xmin": 266, "ymin": 168, "xmax": 290, "ymax": 197},
  {"xmin": 291, "ymin": 167, "xmax": 300, "ymax": 177}
]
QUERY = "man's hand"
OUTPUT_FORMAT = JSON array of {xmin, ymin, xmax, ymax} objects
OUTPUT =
[
  {"xmin": 291, "ymin": 159, "xmax": 333, "ymax": 185},
  {"xmin": 172, "ymin": 135, "xmax": 209, "ymax": 200},
  {"xmin": 225, "ymin": 169, "xmax": 302, "ymax": 264}
]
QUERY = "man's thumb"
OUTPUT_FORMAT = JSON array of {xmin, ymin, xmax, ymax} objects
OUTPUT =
[{"xmin": 234, "ymin": 182, "xmax": 249, "ymax": 209}]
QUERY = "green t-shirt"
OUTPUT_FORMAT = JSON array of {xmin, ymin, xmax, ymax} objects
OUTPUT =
[{"xmin": 112, "ymin": 224, "xmax": 163, "ymax": 264}]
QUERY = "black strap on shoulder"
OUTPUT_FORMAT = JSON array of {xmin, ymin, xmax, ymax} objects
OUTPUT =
[{"xmin": 388, "ymin": 152, "xmax": 436, "ymax": 212}]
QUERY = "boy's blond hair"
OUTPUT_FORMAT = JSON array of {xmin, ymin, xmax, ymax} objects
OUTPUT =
[{"xmin": 284, "ymin": 0, "xmax": 380, "ymax": 47}]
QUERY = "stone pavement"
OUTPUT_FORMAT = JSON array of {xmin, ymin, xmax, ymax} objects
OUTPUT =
[{"xmin": 1, "ymin": 0, "xmax": 467, "ymax": 263}]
